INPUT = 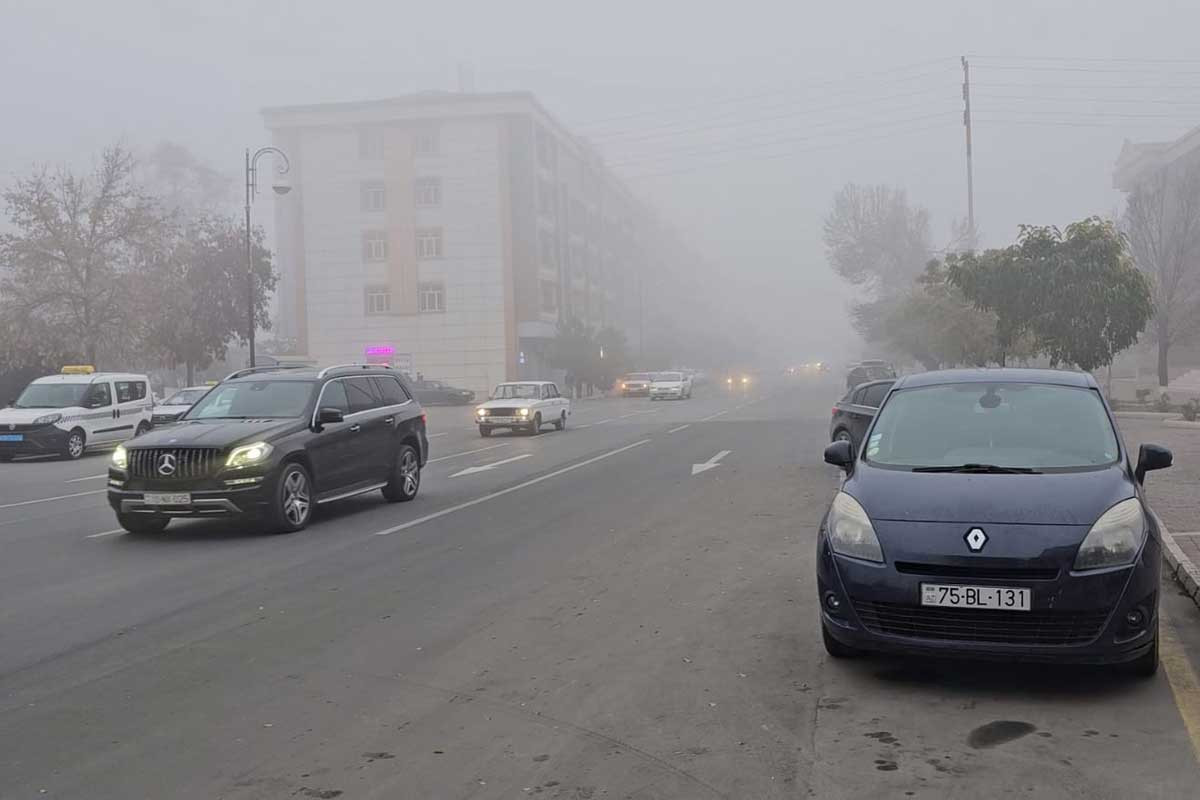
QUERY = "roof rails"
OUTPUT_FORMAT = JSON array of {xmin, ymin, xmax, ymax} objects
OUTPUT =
[
  {"xmin": 316, "ymin": 362, "xmax": 394, "ymax": 379},
  {"xmin": 223, "ymin": 364, "xmax": 310, "ymax": 382}
]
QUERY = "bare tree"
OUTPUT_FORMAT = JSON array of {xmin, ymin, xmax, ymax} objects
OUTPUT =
[
  {"xmin": 823, "ymin": 183, "xmax": 932, "ymax": 295},
  {"xmin": 0, "ymin": 145, "xmax": 168, "ymax": 366},
  {"xmin": 1123, "ymin": 166, "xmax": 1200, "ymax": 386}
]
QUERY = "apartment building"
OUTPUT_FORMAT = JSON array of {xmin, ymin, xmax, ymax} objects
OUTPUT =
[{"xmin": 263, "ymin": 91, "xmax": 657, "ymax": 395}]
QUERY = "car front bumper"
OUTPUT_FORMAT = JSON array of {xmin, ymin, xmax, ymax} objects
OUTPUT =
[
  {"xmin": 816, "ymin": 533, "xmax": 1161, "ymax": 665},
  {"xmin": 106, "ymin": 465, "xmax": 281, "ymax": 519},
  {"xmin": 650, "ymin": 389, "xmax": 683, "ymax": 398},
  {"xmin": 621, "ymin": 386, "xmax": 650, "ymax": 396},
  {"xmin": 0, "ymin": 425, "xmax": 69, "ymax": 456}
]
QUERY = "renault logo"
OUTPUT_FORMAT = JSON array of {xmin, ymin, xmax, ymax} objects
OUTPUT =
[
  {"xmin": 157, "ymin": 453, "xmax": 177, "ymax": 476},
  {"xmin": 965, "ymin": 527, "xmax": 988, "ymax": 552}
]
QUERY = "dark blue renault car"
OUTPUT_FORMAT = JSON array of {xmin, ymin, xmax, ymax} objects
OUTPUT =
[{"xmin": 817, "ymin": 369, "xmax": 1173, "ymax": 677}]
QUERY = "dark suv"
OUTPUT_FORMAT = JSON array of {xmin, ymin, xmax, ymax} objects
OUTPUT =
[{"xmin": 106, "ymin": 364, "xmax": 429, "ymax": 534}]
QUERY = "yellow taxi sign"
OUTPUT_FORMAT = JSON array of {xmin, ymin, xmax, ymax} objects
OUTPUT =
[
  {"xmin": 61, "ymin": 365, "xmax": 96, "ymax": 375},
  {"xmin": 205, "ymin": 380, "xmax": 219, "ymax": 386}
]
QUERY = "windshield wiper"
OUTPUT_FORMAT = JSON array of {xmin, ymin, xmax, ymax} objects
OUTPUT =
[{"xmin": 912, "ymin": 463, "xmax": 1042, "ymax": 474}]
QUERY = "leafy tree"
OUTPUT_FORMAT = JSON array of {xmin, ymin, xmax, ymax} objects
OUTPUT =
[
  {"xmin": 1032, "ymin": 218, "xmax": 1153, "ymax": 372},
  {"xmin": 592, "ymin": 326, "xmax": 629, "ymax": 390},
  {"xmin": 1122, "ymin": 166, "xmax": 1200, "ymax": 386},
  {"xmin": 140, "ymin": 140, "xmax": 233, "ymax": 217},
  {"xmin": 945, "ymin": 245, "xmax": 1038, "ymax": 366},
  {"xmin": 883, "ymin": 262, "xmax": 1002, "ymax": 370},
  {"xmin": 139, "ymin": 215, "xmax": 276, "ymax": 384},
  {"xmin": 0, "ymin": 145, "xmax": 167, "ymax": 366},
  {"xmin": 547, "ymin": 316, "xmax": 595, "ymax": 397}
]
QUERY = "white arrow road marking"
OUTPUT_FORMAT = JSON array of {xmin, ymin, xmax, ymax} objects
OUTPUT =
[
  {"xmin": 427, "ymin": 443, "xmax": 510, "ymax": 464},
  {"xmin": 691, "ymin": 450, "xmax": 731, "ymax": 476},
  {"xmin": 450, "ymin": 453, "xmax": 533, "ymax": 478}
]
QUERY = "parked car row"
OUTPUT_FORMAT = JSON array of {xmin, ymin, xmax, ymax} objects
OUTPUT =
[{"xmin": 618, "ymin": 371, "xmax": 696, "ymax": 400}]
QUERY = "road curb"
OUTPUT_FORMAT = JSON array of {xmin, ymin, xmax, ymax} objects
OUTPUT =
[
  {"xmin": 1163, "ymin": 418, "xmax": 1200, "ymax": 430},
  {"xmin": 1114, "ymin": 411, "xmax": 1177, "ymax": 419},
  {"xmin": 1158, "ymin": 515, "xmax": 1200, "ymax": 609}
]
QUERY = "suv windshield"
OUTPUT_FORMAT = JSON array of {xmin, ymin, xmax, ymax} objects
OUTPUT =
[
  {"xmin": 865, "ymin": 382, "xmax": 1120, "ymax": 471},
  {"xmin": 492, "ymin": 383, "xmax": 540, "ymax": 399},
  {"xmin": 163, "ymin": 388, "xmax": 208, "ymax": 406},
  {"xmin": 14, "ymin": 383, "xmax": 88, "ymax": 409},
  {"xmin": 185, "ymin": 380, "xmax": 314, "ymax": 419}
]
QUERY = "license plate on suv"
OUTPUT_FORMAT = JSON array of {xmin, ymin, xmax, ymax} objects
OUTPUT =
[
  {"xmin": 920, "ymin": 583, "xmax": 1030, "ymax": 611},
  {"xmin": 144, "ymin": 492, "xmax": 191, "ymax": 506}
]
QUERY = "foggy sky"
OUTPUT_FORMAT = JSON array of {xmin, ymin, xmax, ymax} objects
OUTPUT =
[{"xmin": 4, "ymin": 0, "xmax": 1199, "ymax": 364}]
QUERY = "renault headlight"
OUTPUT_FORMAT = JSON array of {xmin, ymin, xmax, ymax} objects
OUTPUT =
[
  {"xmin": 225, "ymin": 441, "xmax": 274, "ymax": 468},
  {"xmin": 33, "ymin": 413, "xmax": 63, "ymax": 426},
  {"xmin": 1074, "ymin": 498, "xmax": 1146, "ymax": 571},
  {"xmin": 111, "ymin": 444, "xmax": 128, "ymax": 470},
  {"xmin": 826, "ymin": 491, "xmax": 884, "ymax": 563},
  {"xmin": 518, "ymin": 408, "xmax": 530, "ymax": 417}
]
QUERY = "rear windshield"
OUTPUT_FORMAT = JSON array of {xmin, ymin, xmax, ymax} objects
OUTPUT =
[
  {"xmin": 163, "ymin": 388, "xmax": 209, "ymax": 406},
  {"xmin": 185, "ymin": 380, "xmax": 314, "ymax": 419},
  {"xmin": 865, "ymin": 382, "xmax": 1119, "ymax": 471}
]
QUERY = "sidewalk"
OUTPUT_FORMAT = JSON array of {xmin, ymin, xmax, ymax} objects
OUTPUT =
[{"xmin": 1119, "ymin": 418, "xmax": 1200, "ymax": 607}]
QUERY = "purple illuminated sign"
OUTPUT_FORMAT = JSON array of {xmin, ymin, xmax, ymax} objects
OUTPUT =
[{"xmin": 364, "ymin": 345, "xmax": 395, "ymax": 357}]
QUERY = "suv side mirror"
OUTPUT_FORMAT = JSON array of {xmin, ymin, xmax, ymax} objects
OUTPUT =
[
  {"xmin": 824, "ymin": 440, "xmax": 855, "ymax": 472},
  {"xmin": 317, "ymin": 407, "xmax": 345, "ymax": 426},
  {"xmin": 1135, "ymin": 443, "xmax": 1172, "ymax": 483}
]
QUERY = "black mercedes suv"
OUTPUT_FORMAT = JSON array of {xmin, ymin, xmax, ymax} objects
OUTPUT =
[{"xmin": 106, "ymin": 364, "xmax": 429, "ymax": 534}]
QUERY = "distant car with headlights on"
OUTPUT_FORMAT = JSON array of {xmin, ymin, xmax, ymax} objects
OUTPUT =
[
  {"xmin": 151, "ymin": 386, "xmax": 212, "ymax": 426},
  {"xmin": 724, "ymin": 373, "xmax": 752, "ymax": 391},
  {"xmin": 818, "ymin": 368, "xmax": 1172, "ymax": 677},
  {"xmin": 649, "ymin": 371, "xmax": 692, "ymax": 400},
  {"xmin": 618, "ymin": 373, "xmax": 654, "ymax": 397},
  {"xmin": 476, "ymin": 381, "xmax": 570, "ymax": 436}
]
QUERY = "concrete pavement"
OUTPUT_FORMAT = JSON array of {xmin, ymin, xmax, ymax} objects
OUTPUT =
[{"xmin": 2, "ymin": 380, "xmax": 1200, "ymax": 798}]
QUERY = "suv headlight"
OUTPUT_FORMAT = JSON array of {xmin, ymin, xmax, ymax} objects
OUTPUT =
[
  {"xmin": 225, "ymin": 441, "xmax": 274, "ymax": 468},
  {"xmin": 1074, "ymin": 498, "xmax": 1146, "ymax": 571},
  {"xmin": 111, "ymin": 444, "xmax": 128, "ymax": 470},
  {"xmin": 826, "ymin": 491, "xmax": 884, "ymax": 563},
  {"xmin": 33, "ymin": 413, "xmax": 63, "ymax": 426}
]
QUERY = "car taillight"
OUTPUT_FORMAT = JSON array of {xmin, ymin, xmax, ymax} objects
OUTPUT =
[
  {"xmin": 832, "ymin": 407, "xmax": 838, "ymax": 416},
  {"xmin": 421, "ymin": 413, "xmax": 427, "ymax": 425}
]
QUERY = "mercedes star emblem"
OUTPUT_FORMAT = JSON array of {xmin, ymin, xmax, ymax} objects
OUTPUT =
[
  {"xmin": 157, "ymin": 453, "xmax": 177, "ymax": 476},
  {"xmin": 964, "ymin": 527, "xmax": 988, "ymax": 552}
]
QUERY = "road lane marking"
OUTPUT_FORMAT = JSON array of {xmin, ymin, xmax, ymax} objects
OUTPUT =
[
  {"xmin": 427, "ymin": 443, "xmax": 510, "ymax": 463},
  {"xmin": 66, "ymin": 474, "xmax": 109, "ymax": 483},
  {"xmin": 86, "ymin": 529, "xmax": 124, "ymax": 539},
  {"xmin": 593, "ymin": 419, "xmax": 613, "ymax": 425},
  {"xmin": 618, "ymin": 412, "xmax": 637, "ymax": 418},
  {"xmin": 428, "ymin": 432, "xmax": 449, "ymax": 439},
  {"xmin": 668, "ymin": 424, "xmax": 691, "ymax": 434},
  {"xmin": 449, "ymin": 453, "xmax": 533, "ymax": 478},
  {"xmin": 574, "ymin": 424, "xmax": 592, "ymax": 429},
  {"xmin": 700, "ymin": 409, "xmax": 729, "ymax": 421},
  {"xmin": 692, "ymin": 450, "xmax": 732, "ymax": 476},
  {"xmin": 1161, "ymin": 609, "xmax": 1200, "ymax": 764},
  {"xmin": 0, "ymin": 489, "xmax": 105, "ymax": 510},
  {"xmin": 374, "ymin": 439, "xmax": 652, "ymax": 537}
]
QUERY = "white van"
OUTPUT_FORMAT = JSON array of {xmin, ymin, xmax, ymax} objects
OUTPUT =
[{"xmin": 0, "ymin": 367, "xmax": 154, "ymax": 460}]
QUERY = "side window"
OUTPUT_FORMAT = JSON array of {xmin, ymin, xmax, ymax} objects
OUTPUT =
[
  {"xmin": 115, "ymin": 381, "xmax": 136, "ymax": 403},
  {"xmin": 345, "ymin": 377, "xmax": 381, "ymax": 414},
  {"xmin": 851, "ymin": 387, "xmax": 867, "ymax": 406},
  {"xmin": 87, "ymin": 382, "xmax": 112, "ymax": 408},
  {"xmin": 373, "ymin": 376, "xmax": 410, "ymax": 406},
  {"xmin": 319, "ymin": 380, "xmax": 351, "ymax": 414},
  {"xmin": 547, "ymin": 384, "xmax": 559, "ymax": 399},
  {"xmin": 134, "ymin": 381, "xmax": 148, "ymax": 401},
  {"xmin": 862, "ymin": 383, "xmax": 891, "ymax": 408}
]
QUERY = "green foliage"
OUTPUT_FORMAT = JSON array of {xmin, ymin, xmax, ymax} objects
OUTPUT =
[
  {"xmin": 1136, "ymin": 387, "xmax": 1153, "ymax": 404},
  {"xmin": 1156, "ymin": 392, "xmax": 1173, "ymax": 413},
  {"xmin": 547, "ymin": 318, "xmax": 631, "ymax": 393},
  {"xmin": 1182, "ymin": 398, "xmax": 1200, "ymax": 422}
]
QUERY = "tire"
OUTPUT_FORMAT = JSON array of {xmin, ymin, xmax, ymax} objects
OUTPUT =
[
  {"xmin": 479, "ymin": 426, "xmax": 492, "ymax": 438},
  {"xmin": 382, "ymin": 444, "xmax": 421, "ymax": 502},
  {"xmin": 554, "ymin": 411, "xmax": 566, "ymax": 431},
  {"xmin": 528, "ymin": 413, "xmax": 542, "ymax": 435},
  {"xmin": 117, "ymin": 513, "xmax": 169, "ymax": 535},
  {"xmin": 1129, "ymin": 628, "xmax": 1159, "ymax": 678},
  {"xmin": 822, "ymin": 623, "xmax": 861, "ymax": 659},
  {"xmin": 63, "ymin": 428, "xmax": 86, "ymax": 460},
  {"xmin": 135, "ymin": 421, "xmax": 151, "ymax": 438},
  {"xmin": 269, "ymin": 462, "xmax": 313, "ymax": 533}
]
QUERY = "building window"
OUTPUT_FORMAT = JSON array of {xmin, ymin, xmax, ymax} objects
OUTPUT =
[
  {"xmin": 419, "ymin": 282, "xmax": 446, "ymax": 313},
  {"xmin": 359, "ymin": 128, "xmax": 385, "ymax": 159},
  {"xmin": 535, "ymin": 127, "xmax": 555, "ymax": 170},
  {"xmin": 361, "ymin": 182, "xmax": 386, "ymax": 212},
  {"xmin": 415, "ymin": 177, "xmax": 442, "ymax": 207},
  {"xmin": 539, "ymin": 230, "xmax": 556, "ymax": 268},
  {"xmin": 415, "ymin": 228, "xmax": 443, "ymax": 259},
  {"xmin": 364, "ymin": 286, "xmax": 391, "ymax": 315},
  {"xmin": 538, "ymin": 179, "xmax": 555, "ymax": 217},
  {"xmin": 541, "ymin": 280, "xmax": 557, "ymax": 312},
  {"xmin": 363, "ymin": 231, "xmax": 388, "ymax": 262},
  {"xmin": 413, "ymin": 127, "xmax": 439, "ymax": 156}
]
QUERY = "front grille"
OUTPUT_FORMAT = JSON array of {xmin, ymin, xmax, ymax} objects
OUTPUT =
[
  {"xmin": 485, "ymin": 407, "xmax": 520, "ymax": 416},
  {"xmin": 852, "ymin": 599, "xmax": 1110, "ymax": 646},
  {"xmin": 894, "ymin": 561, "xmax": 1060, "ymax": 581},
  {"xmin": 128, "ymin": 447, "xmax": 220, "ymax": 480},
  {"xmin": 2, "ymin": 423, "xmax": 41, "ymax": 432}
]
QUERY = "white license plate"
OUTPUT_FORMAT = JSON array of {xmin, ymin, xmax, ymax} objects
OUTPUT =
[
  {"xmin": 920, "ymin": 583, "xmax": 1030, "ymax": 611},
  {"xmin": 144, "ymin": 492, "xmax": 191, "ymax": 506},
  {"xmin": 487, "ymin": 417, "xmax": 518, "ymax": 424}
]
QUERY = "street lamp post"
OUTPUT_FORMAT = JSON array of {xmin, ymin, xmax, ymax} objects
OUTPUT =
[{"xmin": 245, "ymin": 146, "xmax": 291, "ymax": 367}]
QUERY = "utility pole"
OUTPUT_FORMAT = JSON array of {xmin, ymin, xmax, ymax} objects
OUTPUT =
[{"xmin": 961, "ymin": 56, "xmax": 975, "ymax": 240}]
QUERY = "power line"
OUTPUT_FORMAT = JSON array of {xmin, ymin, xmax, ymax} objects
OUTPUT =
[
  {"xmin": 969, "ymin": 63, "xmax": 1200, "ymax": 75},
  {"xmin": 974, "ymin": 81, "xmax": 1200, "ymax": 90},
  {"xmin": 973, "ymin": 107, "xmax": 1200, "ymax": 120},
  {"xmin": 975, "ymin": 92, "xmax": 1200, "ymax": 106},
  {"xmin": 967, "ymin": 55, "xmax": 1200, "ymax": 65}
]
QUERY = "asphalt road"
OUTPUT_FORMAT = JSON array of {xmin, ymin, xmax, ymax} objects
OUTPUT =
[{"xmin": 3, "ymin": 378, "xmax": 1200, "ymax": 799}]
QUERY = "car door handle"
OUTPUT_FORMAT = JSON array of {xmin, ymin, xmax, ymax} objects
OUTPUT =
[
  {"xmin": 384, "ymin": 417, "xmax": 394, "ymax": 424},
  {"xmin": 349, "ymin": 424, "xmax": 361, "ymax": 432}
]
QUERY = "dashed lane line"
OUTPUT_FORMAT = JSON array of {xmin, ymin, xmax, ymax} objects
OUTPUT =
[
  {"xmin": 85, "ymin": 529, "xmax": 124, "ymax": 539},
  {"xmin": 668, "ymin": 424, "xmax": 691, "ymax": 434},
  {"xmin": 65, "ymin": 474, "xmax": 109, "ymax": 483},
  {"xmin": 373, "ymin": 439, "xmax": 651, "ymax": 537},
  {"xmin": 0, "ymin": 490, "xmax": 106, "ymax": 510}
]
